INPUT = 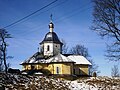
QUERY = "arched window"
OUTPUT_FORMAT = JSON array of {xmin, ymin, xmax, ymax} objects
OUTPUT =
[
  {"xmin": 47, "ymin": 45, "xmax": 50, "ymax": 51},
  {"xmin": 73, "ymin": 69, "xmax": 75, "ymax": 74},
  {"xmin": 79, "ymin": 69, "xmax": 81, "ymax": 75},
  {"xmin": 31, "ymin": 65, "xmax": 35, "ymax": 70},
  {"xmin": 56, "ymin": 67, "xmax": 60, "ymax": 74}
]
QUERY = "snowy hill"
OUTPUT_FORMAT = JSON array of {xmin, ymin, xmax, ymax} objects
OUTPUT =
[{"xmin": 0, "ymin": 73, "xmax": 120, "ymax": 90}]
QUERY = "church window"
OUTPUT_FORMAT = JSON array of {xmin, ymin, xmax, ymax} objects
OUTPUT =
[
  {"xmin": 56, "ymin": 67, "xmax": 60, "ymax": 74},
  {"xmin": 73, "ymin": 69, "xmax": 75, "ymax": 74},
  {"xmin": 31, "ymin": 65, "xmax": 35, "ymax": 70},
  {"xmin": 47, "ymin": 45, "xmax": 50, "ymax": 51},
  {"xmin": 79, "ymin": 69, "xmax": 81, "ymax": 75}
]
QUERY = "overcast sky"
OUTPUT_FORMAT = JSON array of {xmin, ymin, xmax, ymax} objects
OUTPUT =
[{"xmin": 0, "ymin": 0, "xmax": 119, "ymax": 76}]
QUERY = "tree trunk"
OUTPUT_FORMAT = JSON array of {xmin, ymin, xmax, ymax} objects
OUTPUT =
[{"xmin": 3, "ymin": 47, "xmax": 7, "ymax": 74}]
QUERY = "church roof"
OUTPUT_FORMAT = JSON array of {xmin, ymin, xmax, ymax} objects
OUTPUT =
[
  {"xmin": 68, "ymin": 55, "xmax": 92, "ymax": 65},
  {"xmin": 21, "ymin": 53, "xmax": 91, "ymax": 65},
  {"xmin": 20, "ymin": 52, "xmax": 46, "ymax": 64},
  {"xmin": 21, "ymin": 53, "xmax": 75, "ymax": 64},
  {"xmin": 47, "ymin": 54, "xmax": 75, "ymax": 63},
  {"xmin": 40, "ymin": 32, "xmax": 63, "ymax": 44}
]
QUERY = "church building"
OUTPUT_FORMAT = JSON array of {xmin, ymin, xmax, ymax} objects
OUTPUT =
[{"xmin": 21, "ymin": 17, "xmax": 92, "ymax": 80}]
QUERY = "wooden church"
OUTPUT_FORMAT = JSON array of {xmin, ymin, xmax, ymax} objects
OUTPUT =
[{"xmin": 20, "ymin": 17, "xmax": 92, "ymax": 79}]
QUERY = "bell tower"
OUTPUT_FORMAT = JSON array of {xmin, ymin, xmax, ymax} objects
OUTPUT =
[{"xmin": 40, "ymin": 15, "xmax": 63, "ymax": 56}]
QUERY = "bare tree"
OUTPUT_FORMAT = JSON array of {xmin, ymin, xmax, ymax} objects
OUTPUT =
[
  {"xmin": 61, "ymin": 39, "xmax": 68, "ymax": 54},
  {"xmin": 89, "ymin": 59, "xmax": 99, "ymax": 75},
  {"xmin": 92, "ymin": 0, "xmax": 120, "ymax": 61},
  {"xmin": 111, "ymin": 64, "xmax": 120, "ymax": 77},
  {"xmin": 0, "ymin": 29, "xmax": 11, "ymax": 73},
  {"xmin": 0, "ymin": 52, "xmax": 4, "ymax": 72},
  {"xmin": 69, "ymin": 44, "xmax": 99, "ymax": 75},
  {"xmin": 69, "ymin": 44, "xmax": 90, "ymax": 58}
]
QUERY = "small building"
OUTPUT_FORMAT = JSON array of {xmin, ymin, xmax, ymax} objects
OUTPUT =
[{"xmin": 20, "ymin": 17, "xmax": 92, "ymax": 80}]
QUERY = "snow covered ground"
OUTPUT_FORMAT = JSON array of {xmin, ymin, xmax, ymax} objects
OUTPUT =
[
  {"xmin": 0, "ymin": 73, "xmax": 120, "ymax": 90},
  {"xmin": 68, "ymin": 77, "xmax": 120, "ymax": 90},
  {"xmin": 69, "ymin": 81, "xmax": 98, "ymax": 90}
]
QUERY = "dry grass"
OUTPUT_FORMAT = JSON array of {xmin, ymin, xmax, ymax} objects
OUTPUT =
[
  {"xmin": 0, "ymin": 73, "xmax": 70, "ymax": 90},
  {"xmin": 85, "ymin": 77, "xmax": 120, "ymax": 90},
  {"xmin": 0, "ymin": 73, "xmax": 120, "ymax": 90}
]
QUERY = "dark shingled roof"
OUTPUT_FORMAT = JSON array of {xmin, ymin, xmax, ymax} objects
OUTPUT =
[
  {"xmin": 20, "ymin": 52, "xmax": 45, "ymax": 64},
  {"xmin": 40, "ymin": 32, "xmax": 63, "ymax": 44}
]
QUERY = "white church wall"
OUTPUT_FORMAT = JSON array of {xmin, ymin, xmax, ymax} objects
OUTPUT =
[
  {"xmin": 53, "ymin": 43, "xmax": 61, "ymax": 55},
  {"xmin": 44, "ymin": 43, "xmax": 54, "ymax": 56}
]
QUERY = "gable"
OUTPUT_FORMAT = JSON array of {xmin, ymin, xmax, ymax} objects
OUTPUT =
[{"xmin": 68, "ymin": 55, "xmax": 92, "ymax": 65}]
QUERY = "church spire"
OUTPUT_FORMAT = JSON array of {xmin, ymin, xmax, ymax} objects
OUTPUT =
[{"xmin": 49, "ymin": 14, "xmax": 54, "ymax": 32}]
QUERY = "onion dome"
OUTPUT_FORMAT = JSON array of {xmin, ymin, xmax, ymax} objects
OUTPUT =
[
  {"xmin": 40, "ymin": 15, "xmax": 63, "ymax": 45},
  {"xmin": 40, "ymin": 32, "xmax": 63, "ymax": 44}
]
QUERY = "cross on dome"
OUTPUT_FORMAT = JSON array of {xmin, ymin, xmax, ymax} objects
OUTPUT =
[
  {"xmin": 49, "ymin": 14, "xmax": 54, "ymax": 32},
  {"xmin": 50, "ymin": 14, "xmax": 53, "ymax": 22}
]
